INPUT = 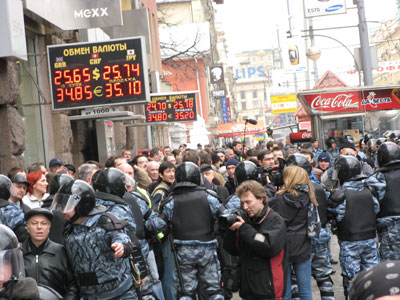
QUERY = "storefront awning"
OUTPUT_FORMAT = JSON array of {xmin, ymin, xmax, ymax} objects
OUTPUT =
[{"xmin": 216, "ymin": 121, "xmax": 265, "ymax": 138}]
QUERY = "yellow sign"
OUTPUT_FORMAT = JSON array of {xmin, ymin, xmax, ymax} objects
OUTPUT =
[{"xmin": 271, "ymin": 94, "xmax": 298, "ymax": 114}]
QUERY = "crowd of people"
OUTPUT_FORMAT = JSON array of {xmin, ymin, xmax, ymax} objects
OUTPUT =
[{"xmin": 0, "ymin": 135, "xmax": 400, "ymax": 300}]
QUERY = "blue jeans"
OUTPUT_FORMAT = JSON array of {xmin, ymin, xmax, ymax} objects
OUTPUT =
[
  {"xmin": 161, "ymin": 238, "xmax": 177, "ymax": 300},
  {"xmin": 284, "ymin": 258, "xmax": 313, "ymax": 300}
]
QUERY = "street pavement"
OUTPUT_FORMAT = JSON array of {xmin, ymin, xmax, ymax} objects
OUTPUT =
[{"xmin": 232, "ymin": 235, "xmax": 345, "ymax": 300}]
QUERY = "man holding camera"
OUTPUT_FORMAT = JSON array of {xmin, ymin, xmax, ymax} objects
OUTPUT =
[{"xmin": 223, "ymin": 180, "xmax": 288, "ymax": 300}]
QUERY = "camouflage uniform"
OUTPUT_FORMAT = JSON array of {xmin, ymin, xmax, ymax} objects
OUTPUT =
[
  {"xmin": 64, "ymin": 209, "xmax": 137, "ymax": 300},
  {"xmin": 131, "ymin": 191, "xmax": 167, "ymax": 300},
  {"xmin": 366, "ymin": 172, "xmax": 400, "ymax": 261},
  {"xmin": 329, "ymin": 180, "xmax": 380, "ymax": 296},
  {"xmin": 159, "ymin": 186, "xmax": 224, "ymax": 300},
  {"xmin": 0, "ymin": 201, "xmax": 27, "ymax": 242}
]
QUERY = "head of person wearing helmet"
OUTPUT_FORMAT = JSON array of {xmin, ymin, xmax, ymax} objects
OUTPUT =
[
  {"xmin": 0, "ymin": 175, "xmax": 12, "ymax": 201},
  {"xmin": 286, "ymin": 153, "xmax": 312, "ymax": 175},
  {"xmin": 48, "ymin": 174, "xmax": 74, "ymax": 196},
  {"xmin": 0, "ymin": 224, "xmax": 25, "ymax": 288},
  {"xmin": 92, "ymin": 168, "xmax": 128, "ymax": 198},
  {"xmin": 175, "ymin": 162, "xmax": 201, "ymax": 185},
  {"xmin": 377, "ymin": 142, "xmax": 400, "ymax": 168},
  {"xmin": 333, "ymin": 155, "xmax": 363, "ymax": 185},
  {"xmin": 234, "ymin": 161, "xmax": 258, "ymax": 186},
  {"xmin": 51, "ymin": 180, "xmax": 96, "ymax": 224},
  {"xmin": 325, "ymin": 137, "xmax": 337, "ymax": 151}
]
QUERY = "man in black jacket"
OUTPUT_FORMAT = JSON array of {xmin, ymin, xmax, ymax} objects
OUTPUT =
[
  {"xmin": 22, "ymin": 208, "xmax": 79, "ymax": 299},
  {"xmin": 223, "ymin": 180, "xmax": 288, "ymax": 300}
]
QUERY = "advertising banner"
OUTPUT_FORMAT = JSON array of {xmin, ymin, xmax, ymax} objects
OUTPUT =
[
  {"xmin": 221, "ymin": 97, "xmax": 229, "ymax": 123},
  {"xmin": 216, "ymin": 121, "xmax": 265, "ymax": 138},
  {"xmin": 303, "ymin": 0, "xmax": 346, "ymax": 18},
  {"xmin": 271, "ymin": 94, "xmax": 298, "ymax": 114},
  {"xmin": 290, "ymin": 131, "xmax": 313, "ymax": 143},
  {"xmin": 301, "ymin": 87, "xmax": 400, "ymax": 114}
]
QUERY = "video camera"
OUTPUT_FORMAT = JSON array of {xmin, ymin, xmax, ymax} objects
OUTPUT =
[
  {"xmin": 219, "ymin": 209, "xmax": 248, "ymax": 228},
  {"xmin": 257, "ymin": 157, "xmax": 285, "ymax": 187}
]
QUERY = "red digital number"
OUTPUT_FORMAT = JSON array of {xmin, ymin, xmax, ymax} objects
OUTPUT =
[
  {"xmin": 56, "ymin": 88, "xmax": 64, "ymax": 102},
  {"xmin": 73, "ymin": 69, "xmax": 81, "ymax": 83},
  {"xmin": 65, "ymin": 88, "xmax": 74, "ymax": 101},
  {"xmin": 128, "ymin": 81, "xmax": 142, "ymax": 95},
  {"xmin": 83, "ymin": 68, "xmax": 91, "ymax": 82},
  {"xmin": 114, "ymin": 82, "xmax": 123, "ymax": 96},
  {"xmin": 84, "ymin": 85, "xmax": 92, "ymax": 100},
  {"xmin": 64, "ymin": 70, "xmax": 73, "ymax": 84},
  {"xmin": 187, "ymin": 100, "xmax": 194, "ymax": 108},
  {"xmin": 105, "ymin": 83, "xmax": 113, "ymax": 98},
  {"xmin": 112, "ymin": 65, "xmax": 122, "ymax": 79},
  {"xmin": 75, "ymin": 86, "xmax": 83, "ymax": 101},
  {"xmin": 131, "ymin": 63, "xmax": 140, "ymax": 76},
  {"xmin": 103, "ymin": 66, "xmax": 111, "ymax": 80},
  {"xmin": 54, "ymin": 71, "xmax": 62, "ymax": 85}
]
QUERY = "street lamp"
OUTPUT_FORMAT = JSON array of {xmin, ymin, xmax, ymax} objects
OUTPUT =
[{"xmin": 305, "ymin": 34, "xmax": 362, "ymax": 86}]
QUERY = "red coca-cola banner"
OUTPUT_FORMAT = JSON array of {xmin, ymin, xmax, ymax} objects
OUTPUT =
[
  {"xmin": 302, "ymin": 87, "xmax": 400, "ymax": 113},
  {"xmin": 290, "ymin": 131, "xmax": 313, "ymax": 143}
]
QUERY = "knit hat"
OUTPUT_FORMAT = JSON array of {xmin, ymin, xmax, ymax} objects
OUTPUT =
[
  {"xmin": 226, "ymin": 158, "xmax": 239, "ymax": 167},
  {"xmin": 318, "ymin": 151, "xmax": 331, "ymax": 163},
  {"xmin": 350, "ymin": 260, "xmax": 400, "ymax": 300},
  {"xmin": 26, "ymin": 171, "xmax": 45, "ymax": 195},
  {"xmin": 339, "ymin": 141, "xmax": 357, "ymax": 152}
]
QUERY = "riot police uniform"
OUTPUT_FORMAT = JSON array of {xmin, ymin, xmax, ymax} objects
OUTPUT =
[
  {"xmin": 159, "ymin": 162, "xmax": 224, "ymax": 300},
  {"xmin": 0, "ymin": 175, "xmax": 27, "ymax": 243},
  {"xmin": 365, "ymin": 142, "xmax": 400, "ymax": 261},
  {"xmin": 52, "ymin": 179, "xmax": 138, "ymax": 300},
  {"xmin": 286, "ymin": 154, "xmax": 335, "ymax": 300},
  {"xmin": 0, "ymin": 224, "xmax": 40, "ymax": 300},
  {"xmin": 329, "ymin": 156, "xmax": 379, "ymax": 299}
]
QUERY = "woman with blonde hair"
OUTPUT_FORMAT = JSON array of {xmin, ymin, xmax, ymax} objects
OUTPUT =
[{"xmin": 269, "ymin": 165, "xmax": 317, "ymax": 300}]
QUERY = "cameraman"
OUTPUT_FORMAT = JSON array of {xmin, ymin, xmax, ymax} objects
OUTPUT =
[{"xmin": 223, "ymin": 180, "xmax": 288, "ymax": 300}]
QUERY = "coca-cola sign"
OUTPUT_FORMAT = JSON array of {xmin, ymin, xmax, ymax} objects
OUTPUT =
[
  {"xmin": 290, "ymin": 131, "xmax": 313, "ymax": 143},
  {"xmin": 302, "ymin": 88, "xmax": 400, "ymax": 114}
]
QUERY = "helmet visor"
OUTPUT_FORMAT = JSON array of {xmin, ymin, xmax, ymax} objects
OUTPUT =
[
  {"xmin": 0, "ymin": 248, "xmax": 25, "ymax": 283},
  {"xmin": 51, "ymin": 193, "xmax": 81, "ymax": 213}
]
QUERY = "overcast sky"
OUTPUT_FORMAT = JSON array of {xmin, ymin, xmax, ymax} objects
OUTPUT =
[{"xmin": 215, "ymin": 0, "xmax": 399, "ymax": 87}]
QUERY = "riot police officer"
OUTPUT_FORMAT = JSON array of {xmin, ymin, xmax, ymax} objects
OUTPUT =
[
  {"xmin": 92, "ymin": 168, "xmax": 150, "ymax": 295},
  {"xmin": 366, "ymin": 142, "xmax": 400, "ymax": 261},
  {"xmin": 158, "ymin": 162, "xmax": 224, "ymax": 300},
  {"xmin": 0, "ymin": 224, "xmax": 39, "ymax": 299},
  {"xmin": 329, "ymin": 155, "xmax": 379, "ymax": 300},
  {"xmin": 286, "ymin": 154, "xmax": 335, "ymax": 300},
  {"xmin": 0, "ymin": 175, "xmax": 27, "ymax": 243},
  {"xmin": 51, "ymin": 179, "xmax": 138, "ymax": 300}
]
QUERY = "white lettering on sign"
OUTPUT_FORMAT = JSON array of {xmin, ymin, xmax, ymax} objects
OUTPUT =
[
  {"xmin": 310, "ymin": 93, "xmax": 358, "ymax": 110},
  {"xmin": 302, "ymin": 132, "xmax": 312, "ymax": 139},
  {"xmin": 74, "ymin": 7, "xmax": 109, "ymax": 19}
]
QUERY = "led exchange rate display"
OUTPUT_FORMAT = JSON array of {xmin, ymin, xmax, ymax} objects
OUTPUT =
[
  {"xmin": 47, "ymin": 37, "xmax": 149, "ymax": 111},
  {"xmin": 145, "ymin": 92, "xmax": 198, "ymax": 123}
]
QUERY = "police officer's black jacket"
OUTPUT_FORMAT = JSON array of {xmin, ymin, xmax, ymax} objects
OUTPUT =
[
  {"xmin": 377, "ymin": 164, "xmax": 400, "ymax": 218},
  {"xmin": 224, "ymin": 177, "xmax": 236, "ymax": 196},
  {"xmin": 22, "ymin": 238, "xmax": 79, "ymax": 300},
  {"xmin": 223, "ymin": 206, "xmax": 288, "ymax": 300}
]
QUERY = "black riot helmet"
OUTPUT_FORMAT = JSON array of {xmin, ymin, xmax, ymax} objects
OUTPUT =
[
  {"xmin": 0, "ymin": 224, "xmax": 25, "ymax": 282},
  {"xmin": 286, "ymin": 153, "xmax": 312, "ymax": 175},
  {"xmin": 175, "ymin": 162, "xmax": 201, "ymax": 185},
  {"xmin": 235, "ymin": 161, "xmax": 258, "ymax": 186},
  {"xmin": 376, "ymin": 137, "xmax": 387, "ymax": 147},
  {"xmin": 377, "ymin": 142, "xmax": 400, "ymax": 167},
  {"xmin": 344, "ymin": 135, "xmax": 355, "ymax": 145},
  {"xmin": 93, "ymin": 168, "xmax": 127, "ymax": 198},
  {"xmin": 49, "ymin": 174, "xmax": 74, "ymax": 195},
  {"xmin": 0, "ymin": 175, "xmax": 12, "ymax": 200},
  {"xmin": 325, "ymin": 137, "xmax": 337, "ymax": 149},
  {"xmin": 51, "ymin": 180, "xmax": 96, "ymax": 219},
  {"xmin": 333, "ymin": 155, "xmax": 362, "ymax": 184},
  {"xmin": 363, "ymin": 133, "xmax": 373, "ymax": 144}
]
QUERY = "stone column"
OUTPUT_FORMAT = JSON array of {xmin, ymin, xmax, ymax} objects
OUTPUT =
[{"xmin": 0, "ymin": 59, "xmax": 26, "ymax": 173}]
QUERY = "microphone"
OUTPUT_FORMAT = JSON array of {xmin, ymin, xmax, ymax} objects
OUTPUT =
[{"xmin": 245, "ymin": 119, "xmax": 257, "ymax": 125}]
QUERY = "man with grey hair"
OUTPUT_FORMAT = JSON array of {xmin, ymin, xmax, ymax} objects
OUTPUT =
[
  {"xmin": 78, "ymin": 163, "xmax": 99, "ymax": 185},
  {"xmin": 224, "ymin": 149, "xmax": 234, "ymax": 161},
  {"xmin": 147, "ymin": 161, "xmax": 160, "ymax": 182}
]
